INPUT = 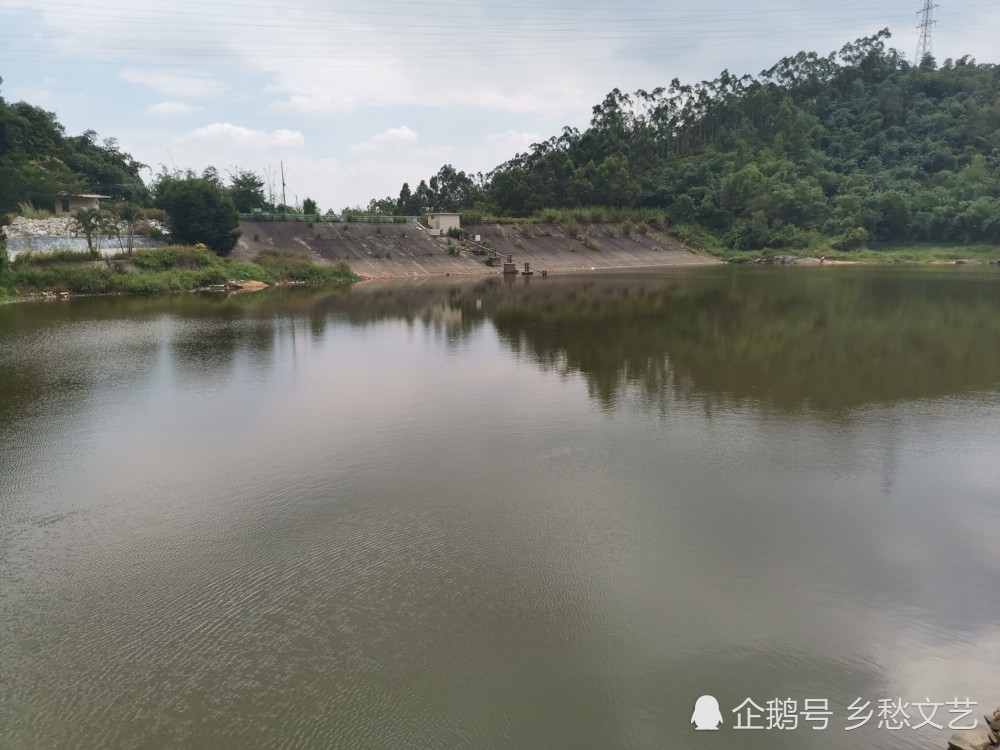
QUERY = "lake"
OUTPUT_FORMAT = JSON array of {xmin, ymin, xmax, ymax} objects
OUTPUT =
[{"xmin": 1, "ymin": 266, "xmax": 999, "ymax": 750}]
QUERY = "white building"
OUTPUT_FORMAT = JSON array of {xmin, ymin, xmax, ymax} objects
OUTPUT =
[
  {"xmin": 425, "ymin": 212, "xmax": 461, "ymax": 236},
  {"xmin": 54, "ymin": 194, "xmax": 110, "ymax": 215}
]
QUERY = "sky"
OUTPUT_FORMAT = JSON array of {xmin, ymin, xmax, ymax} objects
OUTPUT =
[{"xmin": 1, "ymin": 0, "xmax": 998, "ymax": 212}]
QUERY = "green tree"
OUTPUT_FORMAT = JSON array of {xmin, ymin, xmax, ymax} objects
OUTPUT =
[
  {"xmin": 367, "ymin": 196, "xmax": 397, "ymax": 214},
  {"xmin": 3, "ymin": 157, "xmax": 84, "ymax": 212},
  {"xmin": 107, "ymin": 202, "xmax": 148, "ymax": 255},
  {"xmin": 62, "ymin": 131, "xmax": 148, "ymax": 204},
  {"xmin": 154, "ymin": 172, "xmax": 240, "ymax": 254},
  {"xmin": 227, "ymin": 169, "xmax": 266, "ymax": 213},
  {"xmin": 396, "ymin": 182, "xmax": 415, "ymax": 214},
  {"xmin": 302, "ymin": 197, "xmax": 318, "ymax": 216},
  {"xmin": 73, "ymin": 206, "xmax": 109, "ymax": 255}
]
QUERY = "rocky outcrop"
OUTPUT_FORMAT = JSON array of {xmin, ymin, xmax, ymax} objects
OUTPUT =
[
  {"xmin": 2, "ymin": 216, "xmax": 169, "ymax": 258},
  {"xmin": 227, "ymin": 280, "xmax": 269, "ymax": 292},
  {"xmin": 1, "ymin": 215, "xmax": 169, "ymax": 238},
  {"xmin": 948, "ymin": 708, "xmax": 1000, "ymax": 750},
  {"xmin": 2, "ymin": 216, "xmax": 82, "ymax": 237}
]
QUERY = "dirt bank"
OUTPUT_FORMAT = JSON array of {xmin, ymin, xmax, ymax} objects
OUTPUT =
[{"xmin": 233, "ymin": 221, "xmax": 718, "ymax": 278}]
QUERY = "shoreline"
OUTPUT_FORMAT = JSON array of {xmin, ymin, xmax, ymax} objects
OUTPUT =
[
  {"xmin": 350, "ymin": 255, "xmax": 996, "ymax": 281},
  {"xmin": 3, "ymin": 235, "xmax": 997, "ymax": 302},
  {"xmin": 4, "ymin": 257, "xmax": 996, "ymax": 303}
]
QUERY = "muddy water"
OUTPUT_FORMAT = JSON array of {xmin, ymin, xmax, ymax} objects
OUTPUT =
[{"xmin": 1, "ymin": 266, "xmax": 999, "ymax": 749}]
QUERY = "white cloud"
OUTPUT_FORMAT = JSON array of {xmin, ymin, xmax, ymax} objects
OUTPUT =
[
  {"xmin": 7, "ymin": 86, "xmax": 87, "ymax": 107},
  {"xmin": 352, "ymin": 126, "xmax": 418, "ymax": 153},
  {"xmin": 262, "ymin": 62, "xmax": 595, "ymax": 120},
  {"xmin": 270, "ymin": 129, "xmax": 305, "ymax": 148},
  {"xmin": 186, "ymin": 123, "xmax": 305, "ymax": 148},
  {"xmin": 486, "ymin": 130, "xmax": 544, "ymax": 154},
  {"xmin": 120, "ymin": 69, "xmax": 224, "ymax": 99},
  {"xmin": 146, "ymin": 101, "xmax": 202, "ymax": 116},
  {"xmin": 267, "ymin": 94, "xmax": 358, "ymax": 114}
]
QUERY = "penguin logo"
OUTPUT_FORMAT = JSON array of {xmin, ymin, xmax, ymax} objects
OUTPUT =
[{"xmin": 691, "ymin": 695, "xmax": 723, "ymax": 730}]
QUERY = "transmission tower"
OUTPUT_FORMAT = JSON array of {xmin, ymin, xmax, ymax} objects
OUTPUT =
[{"xmin": 915, "ymin": 0, "xmax": 938, "ymax": 63}]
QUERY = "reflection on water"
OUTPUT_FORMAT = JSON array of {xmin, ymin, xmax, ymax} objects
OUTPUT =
[{"xmin": 1, "ymin": 267, "xmax": 999, "ymax": 750}]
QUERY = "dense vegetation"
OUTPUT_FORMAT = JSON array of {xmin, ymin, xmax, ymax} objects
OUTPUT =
[
  {"xmin": 0, "ymin": 77, "xmax": 247, "ymax": 256},
  {"xmin": 372, "ymin": 30, "xmax": 1000, "ymax": 250},
  {"xmin": 4, "ymin": 30, "xmax": 998, "ymax": 257},
  {"xmin": 0, "ymin": 246, "xmax": 356, "ymax": 299},
  {"xmin": 0, "ymin": 77, "xmax": 149, "ymax": 215},
  {"xmin": 152, "ymin": 172, "xmax": 241, "ymax": 254}
]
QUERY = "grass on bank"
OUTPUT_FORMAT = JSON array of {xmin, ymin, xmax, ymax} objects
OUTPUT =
[
  {"xmin": 715, "ymin": 241, "xmax": 1000, "ymax": 264},
  {"xmin": 0, "ymin": 245, "xmax": 358, "ymax": 297},
  {"xmin": 455, "ymin": 208, "xmax": 999, "ymax": 264},
  {"xmin": 0, "ymin": 241, "xmax": 11, "ymax": 300},
  {"xmin": 460, "ymin": 206, "xmax": 673, "ymax": 228}
]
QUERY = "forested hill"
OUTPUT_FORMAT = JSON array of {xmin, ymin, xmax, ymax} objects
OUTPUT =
[
  {"xmin": 375, "ymin": 30, "xmax": 1000, "ymax": 250},
  {"xmin": 0, "ymin": 76, "xmax": 148, "ymax": 214}
]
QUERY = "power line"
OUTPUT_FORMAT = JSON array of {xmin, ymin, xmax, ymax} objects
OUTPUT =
[{"xmin": 915, "ymin": 0, "xmax": 939, "ymax": 62}]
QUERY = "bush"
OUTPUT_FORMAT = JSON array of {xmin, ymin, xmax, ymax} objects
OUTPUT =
[
  {"xmin": 832, "ymin": 227, "xmax": 870, "ymax": 251},
  {"xmin": 129, "ymin": 246, "xmax": 216, "ymax": 271},
  {"xmin": 224, "ymin": 260, "xmax": 263, "ymax": 279},
  {"xmin": 563, "ymin": 219, "xmax": 580, "ymax": 238},
  {"xmin": 252, "ymin": 249, "xmax": 356, "ymax": 283},
  {"xmin": 4, "ymin": 243, "xmax": 358, "ymax": 297},
  {"xmin": 12, "ymin": 249, "xmax": 94, "ymax": 266},
  {"xmin": 143, "ymin": 208, "xmax": 169, "ymax": 223},
  {"xmin": 154, "ymin": 175, "xmax": 241, "ymax": 254},
  {"xmin": 17, "ymin": 202, "xmax": 51, "ymax": 219}
]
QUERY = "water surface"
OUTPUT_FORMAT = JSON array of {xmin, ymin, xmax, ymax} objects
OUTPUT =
[{"xmin": 2, "ymin": 266, "xmax": 999, "ymax": 749}]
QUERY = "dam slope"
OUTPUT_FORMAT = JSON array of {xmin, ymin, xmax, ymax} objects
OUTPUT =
[{"xmin": 233, "ymin": 220, "xmax": 717, "ymax": 278}]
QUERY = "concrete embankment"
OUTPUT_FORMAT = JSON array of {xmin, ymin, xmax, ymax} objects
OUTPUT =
[
  {"xmin": 2, "ymin": 216, "xmax": 166, "ymax": 258},
  {"xmin": 232, "ymin": 220, "xmax": 718, "ymax": 278}
]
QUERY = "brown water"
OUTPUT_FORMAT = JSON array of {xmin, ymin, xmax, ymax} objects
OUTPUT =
[{"xmin": 1, "ymin": 266, "xmax": 999, "ymax": 750}]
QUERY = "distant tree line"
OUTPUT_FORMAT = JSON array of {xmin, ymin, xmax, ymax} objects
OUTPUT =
[
  {"xmin": 373, "ymin": 29, "xmax": 1000, "ymax": 249},
  {"xmin": 365, "ymin": 164, "xmax": 487, "ymax": 216},
  {"xmin": 0, "ymin": 77, "xmax": 329, "ymax": 255},
  {"xmin": 6, "ymin": 28, "xmax": 999, "ymax": 255}
]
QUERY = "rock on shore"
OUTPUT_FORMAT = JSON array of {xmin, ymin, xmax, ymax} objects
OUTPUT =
[{"xmin": 948, "ymin": 707, "xmax": 1000, "ymax": 750}]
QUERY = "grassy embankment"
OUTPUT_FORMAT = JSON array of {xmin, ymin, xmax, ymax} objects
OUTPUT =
[
  {"xmin": 0, "ymin": 244, "xmax": 357, "ymax": 299},
  {"xmin": 459, "ymin": 207, "xmax": 1000, "ymax": 264}
]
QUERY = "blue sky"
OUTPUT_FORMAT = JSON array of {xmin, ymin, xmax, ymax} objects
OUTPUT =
[{"xmin": 1, "ymin": 0, "xmax": 997, "ymax": 212}]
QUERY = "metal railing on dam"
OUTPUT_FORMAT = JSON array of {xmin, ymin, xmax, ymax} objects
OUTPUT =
[{"xmin": 239, "ymin": 213, "xmax": 421, "ymax": 224}]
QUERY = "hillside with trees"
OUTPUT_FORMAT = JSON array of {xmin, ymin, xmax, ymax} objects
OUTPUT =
[
  {"xmin": 0, "ymin": 78, "xmax": 247, "ymax": 255},
  {"xmin": 0, "ymin": 77, "xmax": 150, "ymax": 214},
  {"xmin": 372, "ymin": 30, "xmax": 1000, "ymax": 251},
  {"xmin": 4, "ymin": 29, "xmax": 999, "ymax": 257}
]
